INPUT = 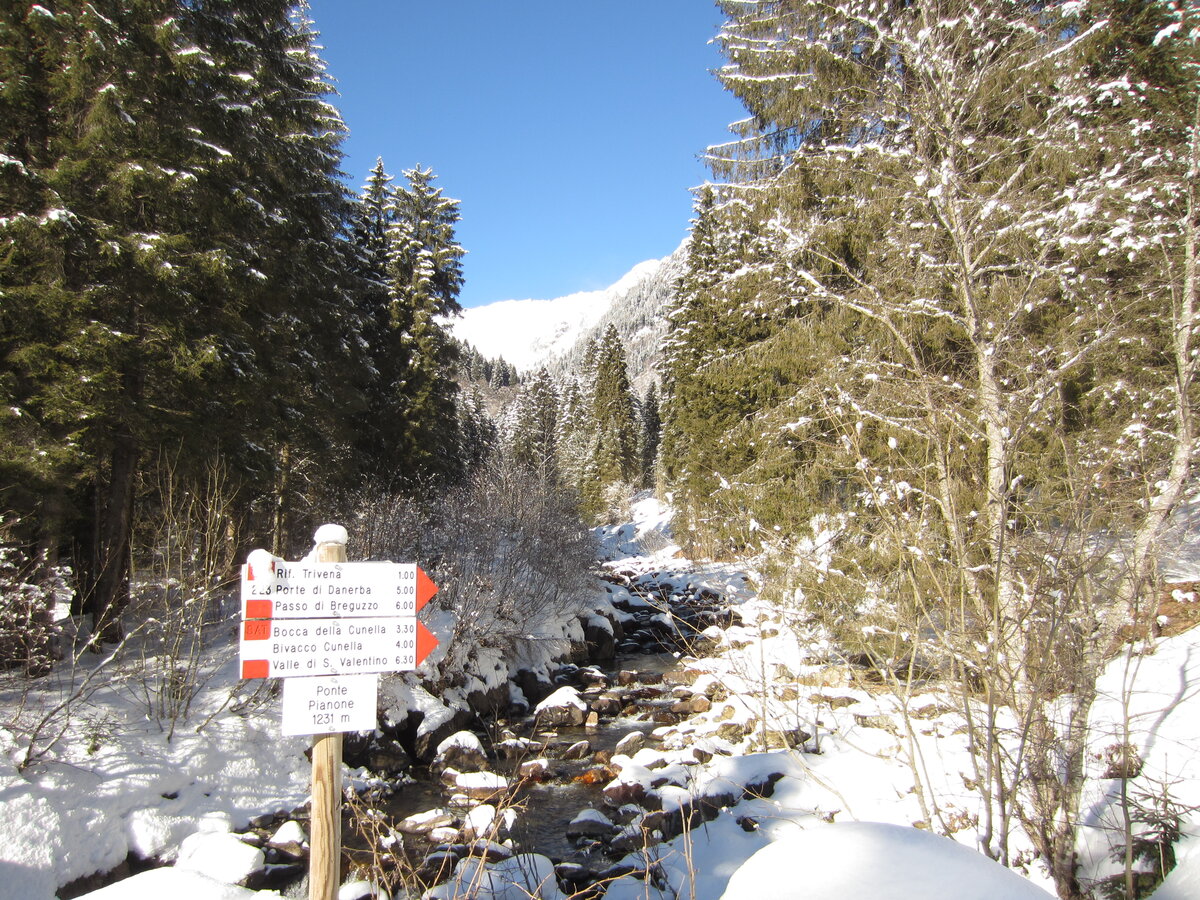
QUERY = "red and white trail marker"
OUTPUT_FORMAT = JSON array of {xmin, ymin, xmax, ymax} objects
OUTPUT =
[
  {"xmin": 238, "ymin": 555, "xmax": 440, "ymax": 682},
  {"xmin": 241, "ymin": 561, "xmax": 438, "ymax": 620},
  {"xmin": 239, "ymin": 616, "xmax": 439, "ymax": 678}
]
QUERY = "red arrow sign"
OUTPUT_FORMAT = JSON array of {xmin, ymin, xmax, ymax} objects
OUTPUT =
[
  {"xmin": 416, "ymin": 568, "xmax": 438, "ymax": 611},
  {"xmin": 239, "ymin": 616, "xmax": 440, "ymax": 678},
  {"xmin": 415, "ymin": 619, "xmax": 438, "ymax": 665}
]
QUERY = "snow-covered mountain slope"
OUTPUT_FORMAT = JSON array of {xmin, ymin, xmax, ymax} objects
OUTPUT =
[{"xmin": 449, "ymin": 243, "xmax": 684, "ymax": 390}]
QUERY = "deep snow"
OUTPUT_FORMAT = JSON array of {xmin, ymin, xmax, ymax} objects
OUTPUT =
[{"xmin": 1, "ymin": 496, "xmax": 1198, "ymax": 899}]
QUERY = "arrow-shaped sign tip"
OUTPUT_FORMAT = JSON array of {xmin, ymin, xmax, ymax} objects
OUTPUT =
[
  {"xmin": 416, "ymin": 567, "xmax": 438, "ymax": 611},
  {"xmin": 416, "ymin": 621, "xmax": 438, "ymax": 666}
]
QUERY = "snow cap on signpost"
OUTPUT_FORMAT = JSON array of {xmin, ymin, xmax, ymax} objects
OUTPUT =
[
  {"xmin": 245, "ymin": 548, "xmax": 281, "ymax": 586},
  {"xmin": 310, "ymin": 524, "xmax": 349, "ymax": 561}
]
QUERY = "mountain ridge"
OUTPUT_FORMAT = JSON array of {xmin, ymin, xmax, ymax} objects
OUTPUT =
[{"xmin": 449, "ymin": 240, "xmax": 685, "ymax": 394}]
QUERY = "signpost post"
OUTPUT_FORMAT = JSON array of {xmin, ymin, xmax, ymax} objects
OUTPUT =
[
  {"xmin": 310, "ymin": 536, "xmax": 344, "ymax": 900},
  {"xmin": 239, "ymin": 530, "xmax": 439, "ymax": 900}
]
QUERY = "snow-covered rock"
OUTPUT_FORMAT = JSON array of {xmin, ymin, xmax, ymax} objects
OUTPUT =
[
  {"xmin": 533, "ymin": 686, "xmax": 588, "ymax": 727},
  {"xmin": 454, "ymin": 770, "xmax": 510, "ymax": 801},
  {"xmin": 720, "ymin": 823, "xmax": 1053, "ymax": 900},
  {"xmin": 425, "ymin": 852, "xmax": 564, "ymax": 900},
  {"xmin": 74, "ymin": 867, "xmax": 275, "ymax": 899},
  {"xmin": 174, "ymin": 831, "xmax": 264, "ymax": 886},
  {"xmin": 434, "ymin": 730, "xmax": 487, "ymax": 771}
]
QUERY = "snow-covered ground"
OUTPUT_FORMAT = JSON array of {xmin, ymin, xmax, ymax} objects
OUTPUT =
[{"xmin": 2, "ymin": 497, "xmax": 1199, "ymax": 899}]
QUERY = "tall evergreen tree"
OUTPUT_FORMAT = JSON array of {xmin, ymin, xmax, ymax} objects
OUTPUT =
[
  {"xmin": 383, "ymin": 164, "xmax": 466, "ymax": 482},
  {"xmin": 1, "ymin": 1, "xmax": 359, "ymax": 628},
  {"xmin": 348, "ymin": 158, "xmax": 411, "ymax": 487},
  {"xmin": 590, "ymin": 325, "xmax": 640, "ymax": 489},
  {"xmin": 640, "ymin": 382, "xmax": 661, "ymax": 489},
  {"xmin": 556, "ymin": 375, "xmax": 593, "ymax": 488},
  {"xmin": 509, "ymin": 368, "xmax": 559, "ymax": 481}
]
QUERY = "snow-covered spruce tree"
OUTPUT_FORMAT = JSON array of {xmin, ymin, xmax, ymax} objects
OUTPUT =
[
  {"xmin": 199, "ymin": 1, "xmax": 364, "ymax": 553},
  {"xmin": 640, "ymin": 381, "xmax": 661, "ymax": 489},
  {"xmin": 0, "ymin": 3, "xmax": 79, "ymax": 568},
  {"xmin": 583, "ymin": 325, "xmax": 640, "ymax": 516},
  {"xmin": 508, "ymin": 368, "xmax": 560, "ymax": 482},
  {"xmin": 384, "ymin": 164, "xmax": 466, "ymax": 484},
  {"xmin": 685, "ymin": 1, "xmax": 1200, "ymax": 894},
  {"xmin": 555, "ymin": 375, "xmax": 593, "ymax": 489},
  {"xmin": 456, "ymin": 387, "xmax": 497, "ymax": 473},
  {"xmin": 0, "ymin": 0, "xmax": 255, "ymax": 637},
  {"xmin": 0, "ymin": 1, "xmax": 362, "ymax": 630},
  {"xmin": 658, "ymin": 181, "xmax": 807, "ymax": 555},
  {"xmin": 348, "ymin": 157, "xmax": 414, "ymax": 489}
]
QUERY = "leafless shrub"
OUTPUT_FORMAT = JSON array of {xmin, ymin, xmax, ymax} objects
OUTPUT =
[
  {"xmin": 128, "ymin": 452, "xmax": 241, "ymax": 739},
  {"xmin": 346, "ymin": 457, "xmax": 598, "ymax": 675},
  {"xmin": 0, "ymin": 537, "xmax": 65, "ymax": 678}
]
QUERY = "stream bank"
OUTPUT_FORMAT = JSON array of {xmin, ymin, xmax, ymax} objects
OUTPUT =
[{"xmin": 243, "ymin": 566, "xmax": 754, "ymax": 898}]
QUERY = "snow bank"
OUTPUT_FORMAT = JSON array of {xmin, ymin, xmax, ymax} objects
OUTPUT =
[
  {"xmin": 720, "ymin": 822, "xmax": 1053, "ymax": 900},
  {"xmin": 74, "ymin": 867, "xmax": 279, "ymax": 899}
]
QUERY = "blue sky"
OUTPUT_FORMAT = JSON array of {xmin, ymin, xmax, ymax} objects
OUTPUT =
[{"xmin": 306, "ymin": 1, "xmax": 744, "ymax": 308}]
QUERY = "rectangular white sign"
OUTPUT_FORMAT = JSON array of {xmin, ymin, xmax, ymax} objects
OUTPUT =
[
  {"xmin": 281, "ymin": 674, "xmax": 378, "ymax": 736},
  {"xmin": 241, "ymin": 561, "xmax": 428, "ymax": 619},
  {"xmin": 240, "ymin": 616, "xmax": 423, "ymax": 677}
]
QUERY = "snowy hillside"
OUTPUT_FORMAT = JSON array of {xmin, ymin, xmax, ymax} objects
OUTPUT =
[{"xmin": 449, "ymin": 251, "xmax": 678, "ymax": 382}]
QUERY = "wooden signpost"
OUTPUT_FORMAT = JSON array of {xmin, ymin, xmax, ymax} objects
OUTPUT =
[{"xmin": 239, "ymin": 531, "xmax": 439, "ymax": 900}]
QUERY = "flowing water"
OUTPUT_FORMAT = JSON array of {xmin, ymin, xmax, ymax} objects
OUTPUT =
[{"xmin": 365, "ymin": 649, "xmax": 688, "ymax": 873}]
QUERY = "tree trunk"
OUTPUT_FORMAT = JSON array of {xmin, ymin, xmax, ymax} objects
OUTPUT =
[
  {"xmin": 271, "ymin": 443, "xmax": 290, "ymax": 557},
  {"xmin": 85, "ymin": 428, "xmax": 138, "ymax": 643}
]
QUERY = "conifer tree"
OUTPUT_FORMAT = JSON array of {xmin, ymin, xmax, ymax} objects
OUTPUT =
[
  {"xmin": 1, "ymin": 1, "xmax": 359, "ymax": 627},
  {"xmin": 0, "ymin": 2, "xmax": 77, "ymax": 562},
  {"xmin": 556, "ymin": 376, "xmax": 593, "ymax": 488},
  {"xmin": 509, "ymin": 369, "xmax": 559, "ymax": 481},
  {"xmin": 640, "ymin": 382, "xmax": 661, "ymax": 489},
  {"xmin": 348, "ymin": 158, "xmax": 410, "ymax": 487},
  {"xmin": 383, "ymin": 164, "xmax": 466, "ymax": 483},
  {"xmin": 590, "ymin": 325, "xmax": 640, "ymax": 489}
]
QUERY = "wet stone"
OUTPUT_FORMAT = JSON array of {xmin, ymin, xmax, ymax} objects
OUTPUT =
[
  {"xmin": 554, "ymin": 862, "xmax": 594, "ymax": 891},
  {"xmin": 416, "ymin": 850, "xmax": 459, "ymax": 884},
  {"xmin": 614, "ymin": 731, "xmax": 645, "ymax": 756},
  {"xmin": 496, "ymin": 737, "xmax": 539, "ymax": 760},
  {"xmin": 464, "ymin": 839, "xmax": 513, "ymax": 862},
  {"xmin": 566, "ymin": 809, "xmax": 616, "ymax": 839},
  {"xmin": 434, "ymin": 731, "xmax": 488, "ymax": 772},
  {"xmin": 590, "ymin": 695, "xmax": 622, "ymax": 716},
  {"xmin": 517, "ymin": 758, "xmax": 550, "ymax": 781},
  {"xmin": 563, "ymin": 740, "xmax": 592, "ymax": 760},
  {"xmin": 366, "ymin": 737, "xmax": 412, "ymax": 774},
  {"xmin": 398, "ymin": 809, "xmax": 456, "ymax": 835},
  {"xmin": 603, "ymin": 780, "xmax": 649, "ymax": 807}
]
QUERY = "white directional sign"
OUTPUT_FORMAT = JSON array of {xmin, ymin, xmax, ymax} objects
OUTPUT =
[
  {"xmin": 281, "ymin": 674, "xmax": 378, "ymax": 736},
  {"xmin": 241, "ymin": 560, "xmax": 438, "ymax": 620},
  {"xmin": 239, "ymin": 615, "xmax": 438, "ymax": 678}
]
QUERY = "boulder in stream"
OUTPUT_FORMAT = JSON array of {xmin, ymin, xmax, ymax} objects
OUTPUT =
[
  {"xmin": 614, "ymin": 731, "xmax": 646, "ymax": 756},
  {"xmin": 563, "ymin": 740, "xmax": 592, "ymax": 760},
  {"xmin": 454, "ymin": 771, "xmax": 511, "ymax": 802},
  {"xmin": 517, "ymin": 758, "xmax": 551, "ymax": 781},
  {"xmin": 434, "ymin": 730, "xmax": 488, "ymax": 772},
  {"xmin": 398, "ymin": 808, "xmax": 456, "ymax": 836},
  {"xmin": 565, "ymin": 808, "xmax": 617, "ymax": 839},
  {"xmin": 533, "ymin": 685, "xmax": 588, "ymax": 727}
]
